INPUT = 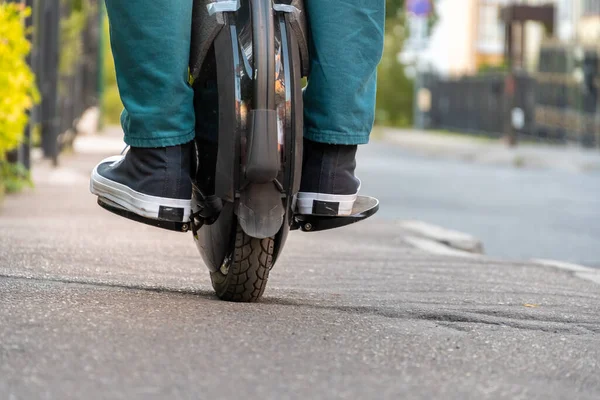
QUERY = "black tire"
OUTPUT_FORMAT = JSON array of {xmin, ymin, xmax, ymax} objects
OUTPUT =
[{"xmin": 210, "ymin": 226, "xmax": 274, "ymax": 302}]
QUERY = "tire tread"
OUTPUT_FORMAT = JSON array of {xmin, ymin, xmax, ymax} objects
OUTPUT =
[{"xmin": 211, "ymin": 226, "xmax": 274, "ymax": 302}]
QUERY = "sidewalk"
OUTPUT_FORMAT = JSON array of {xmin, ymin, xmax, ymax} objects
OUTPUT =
[
  {"xmin": 381, "ymin": 127, "xmax": 600, "ymax": 173},
  {"xmin": 1, "ymin": 132, "xmax": 600, "ymax": 399}
]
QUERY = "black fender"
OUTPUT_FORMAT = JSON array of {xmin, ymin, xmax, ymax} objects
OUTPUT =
[
  {"xmin": 192, "ymin": 0, "xmax": 306, "ymax": 270},
  {"xmin": 275, "ymin": 0, "xmax": 310, "ymax": 77},
  {"xmin": 190, "ymin": 0, "xmax": 228, "ymax": 81}
]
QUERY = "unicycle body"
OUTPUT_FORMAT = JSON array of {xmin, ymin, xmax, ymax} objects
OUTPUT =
[
  {"xmin": 190, "ymin": 0, "xmax": 378, "ymax": 302},
  {"xmin": 100, "ymin": 0, "xmax": 378, "ymax": 302},
  {"xmin": 189, "ymin": 0, "xmax": 308, "ymax": 302}
]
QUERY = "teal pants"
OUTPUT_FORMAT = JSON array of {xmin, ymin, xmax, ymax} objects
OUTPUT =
[{"xmin": 105, "ymin": 0, "xmax": 385, "ymax": 148}]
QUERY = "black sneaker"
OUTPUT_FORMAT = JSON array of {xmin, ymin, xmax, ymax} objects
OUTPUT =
[
  {"xmin": 90, "ymin": 141, "xmax": 195, "ymax": 223},
  {"xmin": 297, "ymin": 139, "xmax": 360, "ymax": 216}
]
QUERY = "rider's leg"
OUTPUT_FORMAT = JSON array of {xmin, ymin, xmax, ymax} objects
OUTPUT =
[
  {"xmin": 90, "ymin": 0, "xmax": 196, "ymax": 222},
  {"xmin": 299, "ymin": 0, "xmax": 385, "ymax": 216}
]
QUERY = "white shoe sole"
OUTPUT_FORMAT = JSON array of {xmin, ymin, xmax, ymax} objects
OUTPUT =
[
  {"xmin": 90, "ymin": 156, "xmax": 192, "ymax": 222},
  {"xmin": 297, "ymin": 181, "xmax": 360, "ymax": 216}
]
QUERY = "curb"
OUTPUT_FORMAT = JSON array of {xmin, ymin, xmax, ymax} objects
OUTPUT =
[
  {"xmin": 399, "ymin": 222, "xmax": 600, "ymax": 287},
  {"xmin": 531, "ymin": 259, "xmax": 600, "ymax": 285},
  {"xmin": 398, "ymin": 220, "xmax": 484, "ymax": 254},
  {"xmin": 403, "ymin": 235, "xmax": 483, "ymax": 259}
]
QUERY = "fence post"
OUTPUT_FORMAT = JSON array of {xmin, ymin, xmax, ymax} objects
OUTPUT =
[
  {"xmin": 21, "ymin": 0, "xmax": 35, "ymax": 170},
  {"xmin": 38, "ymin": 0, "xmax": 61, "ymax": 166},
  {"xmin": 97, "ymin": 0, "xmax": 106, "ymax": 130}
]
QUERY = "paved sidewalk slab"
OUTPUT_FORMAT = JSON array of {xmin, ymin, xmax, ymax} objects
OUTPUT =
[
  {"xmin": 1, "ymin": 135, "xmax": 599, "ymax": 400},
  {"xmin": 382, "ymin": 128, "xmax": 600, "ymax": 173}
]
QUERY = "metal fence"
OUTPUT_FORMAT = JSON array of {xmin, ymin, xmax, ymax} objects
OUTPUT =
[
  {"xmin": 6, "ymin": 0, "xmax": 103, "ymax": 168},
  {"xmin": 419, "ymin": 44, "xmax": 600, "ymax": 149},
  {"xmin": 421, "ymin": 73, "xmax": 537, "ymax": 140}
]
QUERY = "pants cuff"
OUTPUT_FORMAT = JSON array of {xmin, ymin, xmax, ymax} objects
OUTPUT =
[
  {"xmin": 124, "ymin": 129, "xmax": 196, "ymax": 148},
  {"xmin": 304, "ymin": 128, "xmax": 370, "ymax": 145}
]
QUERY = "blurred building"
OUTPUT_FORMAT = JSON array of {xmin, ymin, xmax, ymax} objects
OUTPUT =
[
  {"xmin": 424, "ymin": 0, "xmax": 600, "ymax": 76},
  {"xmin": 580, "ymin": 0, "xmax": 600, "ymax": 43},
  {"xmin": 416, "ymin": 0, "xmax": 600, "ymax": 148}
]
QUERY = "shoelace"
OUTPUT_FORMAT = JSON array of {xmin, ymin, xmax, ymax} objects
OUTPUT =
[{"xmin": 120, "ymin": 145, "xmax": 130, "ymax": 156}]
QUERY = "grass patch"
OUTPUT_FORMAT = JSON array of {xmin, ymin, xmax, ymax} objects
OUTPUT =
[
  {"xmin": 513, "ymin": 156, "xmax": 526, "ymax": 168},
  {"xmin": 432, "ymin": 129, "xmax": 497, "ymax": 143},
  {"xmin": 370, "ymin": 126, "xmax": 386, "ymax": 141},
  {"xmin": 0, "ymin": 161, "xmax": 33, "ymax": 195}
]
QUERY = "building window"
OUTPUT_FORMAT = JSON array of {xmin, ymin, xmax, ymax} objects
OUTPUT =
[
  {"xmin": 477, "ymin": 1, "xmax": 506, "ymax": 54},
  {"xmin": 583, "ymin": 0, "xmax": 600, "ymax": 16}
]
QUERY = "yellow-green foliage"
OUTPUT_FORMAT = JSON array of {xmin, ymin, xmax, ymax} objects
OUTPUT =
[
  {"xmin": 0, "ymin": 3, "xmax": 39, "ymax": 159},
  {"xmin": 102, "ymin": 14, "xmax": 123, "ymax": 125},
  {"xmin": 59, "ymin": 6, "xmax": 86, "ymax": 77}
]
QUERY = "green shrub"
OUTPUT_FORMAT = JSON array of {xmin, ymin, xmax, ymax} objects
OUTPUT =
[
  {"xmin": 102, "ymin": 14, "xmax": 123, "ymax": 125},
  {"xmin": 376, "ymin": 9, "xmax": 414, "ymax": 128},
  {"xmin": 0, "ymin": 3, "xmax": 39, "ymax": 153},
  {"xmin": 376, "ymin": 0, "xmax": 438, "ymax": 128},
  {"xmin": 376, "ymin": 27, "xmax": 414, "ymax": 127},
  {"xmin": 0, "ymin": 3, "xmax": 39, "ymax": 194}
]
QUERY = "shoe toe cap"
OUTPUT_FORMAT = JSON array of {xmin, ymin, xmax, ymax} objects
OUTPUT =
[
  {"xmin": 98, "ymin": 155, "xmax": 124, "ymax": 166},
  {"xmin": 94, "ymin": 155, "xmax": 124, "ymax": 175}
]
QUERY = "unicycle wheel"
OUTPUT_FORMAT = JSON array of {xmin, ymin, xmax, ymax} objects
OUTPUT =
[{"xmin": 210, "ymin": 226, "xmax": 275, "ymax": 302}]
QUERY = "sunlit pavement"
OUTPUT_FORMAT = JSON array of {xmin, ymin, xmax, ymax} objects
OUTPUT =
[{"xmin": 1, "ymin": 134, "xmax": 599, "ymax": 399}]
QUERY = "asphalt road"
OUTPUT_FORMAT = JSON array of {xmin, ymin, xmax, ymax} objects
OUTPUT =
[
  {"xmin": 358, "ymin": 142, "xmax": 600, "ymax": 267},
  {"xmin": 1, "ymin": 145, "xmax": 600, "ymax": 399}
]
